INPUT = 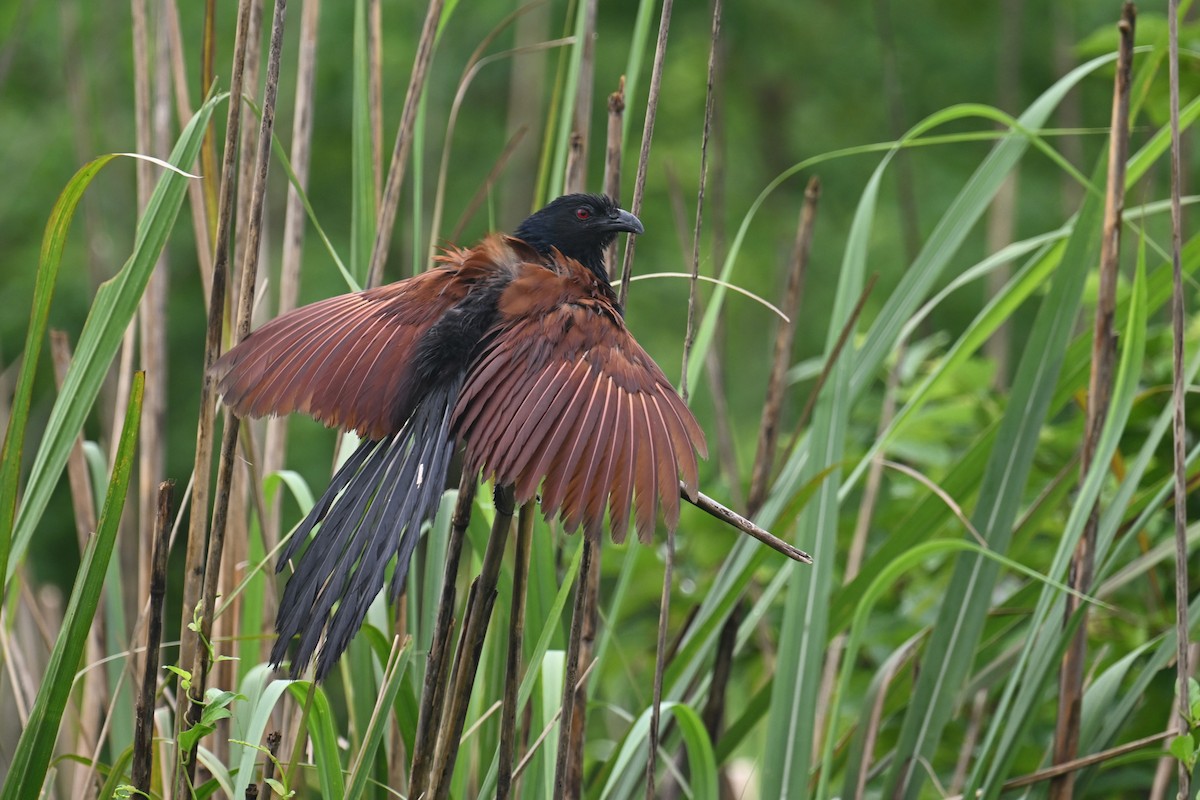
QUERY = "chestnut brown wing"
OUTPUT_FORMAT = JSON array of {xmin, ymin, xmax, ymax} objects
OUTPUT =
[
  {"xmin": 453, "ymin": 264, "xmax": 707, "ymax": 543},
  {"xmin": 213, "ymin": 266, "xmax": 469, "ymax": 439}
]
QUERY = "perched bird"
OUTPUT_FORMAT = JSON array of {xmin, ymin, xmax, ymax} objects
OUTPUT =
[{"xmin": 214, "ymin": 194, "xmax": 707, "ymax": 679}]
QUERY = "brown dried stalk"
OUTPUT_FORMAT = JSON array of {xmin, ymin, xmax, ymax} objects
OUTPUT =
[
  {"xmin": 747, "ymin": 176, "xmax": 819, "ymax": 515},
  {"xmin": 1050, "ymin": 7, "xmax": 1132, "ymax": 798},
  {"xmin": 133, "ymin": 481, "xmax": 174, "ymax": 796},
  {"xmin": 367, "ymin": 0, "xmax": 444, "ymax": 287},
  {"xmin": 554, "ymin": 526, "xmax": 599, "ymax": 797},
  {"xmin": 498, "ymin": 501, "xmax": 535, "ymax": 799},
  {"xmin": 564, "ymin": 0, "xmax": 596, "ymax": 194},
  {"xmin": 603, "ymin": 78, "xmax": 625, "ymax": 271},
  {"xmin": 646, "ymin": 524, "xmax": 676, "ymax": 798},
  {"xmin": 685, "ymin": 488, "xmax": 812, "ymax": 564},
  {"xmin": 617, "ymin": 0, "xmax": 673, "ymax": 308},
  {"xmin": 430, "ymin": 486, "xmax": 516, "ymax": 800},
  {"xmin": 409, "ymin": 471, "xmax": 477, "ymax": 799}
]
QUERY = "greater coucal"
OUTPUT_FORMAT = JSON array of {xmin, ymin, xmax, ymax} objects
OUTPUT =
[{"xmin": 214, "ymin": 193, "xmax": 707, "ymax": 679}]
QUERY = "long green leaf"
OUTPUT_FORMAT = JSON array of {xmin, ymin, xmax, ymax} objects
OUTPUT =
[
  {"xmin": 7, "ymin": 92, "xmax": 224, "ymax": 582},
  {"xmin": 599, "ymin": 702, "xmax": 717, "ymax": 800},
  {"xmin": 1, "ymin": 372, "xmax": 143, "ymax": 800}
]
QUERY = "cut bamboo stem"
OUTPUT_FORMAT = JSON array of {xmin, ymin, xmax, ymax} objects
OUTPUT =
[{"xmin": 133, "ymin": 481, "xmax": 174, "ymax": 796}]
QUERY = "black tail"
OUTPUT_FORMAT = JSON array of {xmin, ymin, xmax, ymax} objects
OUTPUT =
[{"xmin": 271, "ymin": 377, "xmax": 462, "ymax": 680}]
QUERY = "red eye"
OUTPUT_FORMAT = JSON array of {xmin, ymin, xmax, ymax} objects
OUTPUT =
[{"xmin": 575, "ymin": 208, "xmax": 591, "ymax": 220}]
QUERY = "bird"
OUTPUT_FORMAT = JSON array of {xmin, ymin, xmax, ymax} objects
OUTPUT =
[{"xmin": 213, "ymin": 193, "xmax": 707, "ymax": 679}]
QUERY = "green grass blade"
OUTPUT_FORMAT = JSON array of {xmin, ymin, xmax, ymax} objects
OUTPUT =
[
  {"xmin": 599, "ymin": 702, "xmax": 717, "ymax": 800},
  {"xmin": 7, "ymin": 92, "xmax": 223, "ymax": 581},
  {"xmin": 345, "ymin": 637, "xmax": 411, "ymax": 800},
  {"xmin": 1, "ymin": 371, "xmax": 143, "ymax": 800}
]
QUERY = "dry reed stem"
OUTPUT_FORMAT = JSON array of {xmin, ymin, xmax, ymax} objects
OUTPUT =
[
  {"xmin": 617, "ymin": 0, "xmax": 673, "ymax": 308},
  {"xmin": 603, "ymin": 78, "xmax": 625, "ymax": 270},
  {"xmin": 553, "ymin": 525, "xmax": 598, "ymax": 797},
  {"xmin": 133, "ymin": 481, "xmax": 174, "ymax": 796},
  {"xmin": 200, "ymin": 0, "xmax": 219, "ymax": 241},
  {"xmin": 679, "ymin": 0, "xmax": 721, "ymax": 405},
  {"xmin": 646, "ymin": 524, "xmax": 676, "ymax": 798},
  {"xmin": 178, "ymin": 0, "xmax": 253, "ymax": 720},
  {"xmin": 430, "ymin": 485, "xmax": 516, "ymax": 800},
  {"xmin": 1169, "ymin": 0, "xmax": 1191, "ymax": 796},
  {"xmin": 564, "ymin": 0, "xmax": 596, "ymax": 194},
  {"xmin": 265, "ymin": 0, "xmax": 321, "ymax": 555},
  {"xmin": 565, "ymin": 527, "xmax": 602, "ymax": 798},
  {"xmin": 368, "ymin": 0, "xmax": 383, "ymax": 205},
  {"xmin": 685, "ymin": 488, "xmax": 812, "ymax": 563},
  {"xmin": 850, "ymin": 635, "xmax": 921, "ymax": 796},
  {"xmin": 1050, "ymin": 8, "xmax": 1132, "ymax": 798},
  {"xmin": 747, "ymin": 175, "xmax": 819, "ymax": 516},
  {"xmin": 498, "ymin": 501, "xmax": 535, "ymax": 799},
  {"xmin": 513, "ymin": 658, "xmax": 599, "ymax": 780},
  {"xmin": 367, "ymin": 0, "xmax": 444, "ymax": 288},
  {"xmin": 182, "ymin": 0, "xmax": 288, "ymax": 784},
  {"xmin": 409, "ymin": 472, "xmax": 477, "ymax": 799}
]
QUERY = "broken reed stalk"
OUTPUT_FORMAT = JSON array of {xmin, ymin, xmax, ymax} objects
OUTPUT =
[
  {"xmin": 181, "ymin": 0, "xmax": 288, "ymax": 786},
  {"xmin": 1168, "ymin": 0, "xmax": 1191, "ymax": 796},
  {"xmin": 646, "ymin": 524, "xmax": 677, "ymax": 798},
  {"xmin": 430, "ymin": 485, "xmax": 517, "ymax": 800},
  {"xmin": 618, "ymin": 0, "xmax": 673, "ymax": 308},
  {"xmin": 368, "ymin": 0, "xmax": 383, "ymax": 204},
  {"xmin": 367, "ymin": 0, "xmax": 443, "ymax": 288},
  {"xmin": 564, "ymin": 527, "xmax": 602, "ymax": 798},
  {"xmin": 685, "ymin": 488, "xmax": 812, "ymax": 563},
  {"xmin": 199, "ymin": 0, "xmax": 219, "ymax": 236},
  {"xmin": 1049, "ymin": 8, "xmax": 1132, "ymax": 799},
  {"xmin": 553, "ymin": 525, "xmax": 599, "ymax": 797},
  {"xmin": 603, "ymin": 78, "xmax": 625, "ymax": 271},
  {"xmin": 747, "ymin": 176, "xmax": 819, "ymax": 515},
  {"xmin": 564, "ymin": 0, "xmax": 597, "ymax": 195},
  {"xmin": 178, "ymin": 0, "xmax": 253, "ymax": 732},
  {"xmin": 498, "ymin": 501, "xmax": 535, "ymax": 799},
  {"xmin": 679, "ymin": 0, "xmax": 721, "ymax": 405},
  {"xmin": 409, "ymin": 471, "xmax": 477, "ymax": 799},
  {"xmin": 133, "ymin": 481, "xmax": 174, "ymax": 796}
]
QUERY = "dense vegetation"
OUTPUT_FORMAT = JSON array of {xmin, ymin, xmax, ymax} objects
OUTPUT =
[{"xmin": 0, "ymin": 0, "xmax": 1197, "ymax": 797}]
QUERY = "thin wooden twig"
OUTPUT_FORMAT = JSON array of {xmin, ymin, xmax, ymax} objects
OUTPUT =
[
  {"xmin": 684, "ymin": 488, "xmax": 811, "ymax": 563},
  {"xmin": 747, "ymin": 176, "xmax": 819, "ymax": 515},
  {"xmin": 603, "ymin": 77, "xmax": 625, "ymax": 271},
  {"xmin": 367, "ymin": 0, "xmax": 444, "ymax": 288},
  {"xmin": 1050, "ymin": 8, "xmax": 1133, "ymax": 799},
  {"xmin": 618, "ymin": 0, "xmax": 674, "ymax": 308},
  {"xmin": 679, "ymin": 0, "xmax": 721, "ymax": 404},
  {"xmin": 133, "ymin": 481, "xmax": 174, "ymax": 796},
  {"xmin": 564, "ymin": 0, "xmax": 596, "ymax": 194},
  {"xmin": 498, "ymin": 501, "xmax": 535, "ymax": 799},
  {"xmin": 409, "ymin": 471, "xmax": 476, "ymax": 799},
  {"xmin": 1168, "ymin": 0, "xmax": 1191, "ymax": 796},
  {"xmin": 430, "ymin": 485, "xmax": 516, "ymax": 800}
]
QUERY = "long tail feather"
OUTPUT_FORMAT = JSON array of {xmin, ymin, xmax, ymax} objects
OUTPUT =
[{"xmin": 271, "ymin": 377, "xmax": 462, "ymax": 680}]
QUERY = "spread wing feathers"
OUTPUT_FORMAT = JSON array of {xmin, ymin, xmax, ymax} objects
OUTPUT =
[
  {"xmin": 212, "ymin": 263, "xmax": 470, "ymax": 439},
  {"xmin": 454, "ymin": 267, "xmax": 706, "ymax": 544},
  {"xmin": 271, "ymin": 377, "xmax": 461, "ymax": 680}
]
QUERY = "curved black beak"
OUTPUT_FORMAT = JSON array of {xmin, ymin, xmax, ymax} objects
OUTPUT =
[{"xmin": 609, "ymin": 208, "xmax": 644, "ymax": 236}]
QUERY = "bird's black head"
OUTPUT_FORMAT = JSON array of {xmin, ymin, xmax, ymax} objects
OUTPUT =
[{"xmin": 513, "ymin": 193, "xmax": 644, "ymax": 282}]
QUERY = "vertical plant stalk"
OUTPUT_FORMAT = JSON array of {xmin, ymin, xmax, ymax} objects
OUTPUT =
[
  {"xmin": 1049, "ymin": 7, "xmax": 1132, "ymax": 799},
  {"xmin": 133, "ymin": 480, "xmax": 174, "ymax": 797},
  {"xmin": 1168, "ymin": 0, "xmax": 1192, "ymax": 796},
  {"xmin": 368, "ymin": 0, "xmax": 383, "ymax": 204},
  {"xmin": 554, "ymin": 526, "xmax": 599, "ymax": 798},
  {"xmin": 603, "ymin": 78, "xmax": 625, "ymax": 268},
  {"xmin": 180, "ymin": 0, "xmax": 287, "ymax": 788},
  {"xmin": 178, "ymin": 0, "xmax": 252, "ymax": 714},
  {"xmin": 679, "ymin": 0, "xmax": 720, "ymax": 405},
  {"xmin": 564, "ymin": 528, "xmax": 601, "ymax": 798},
  {"xmin": 367, "ymin": 0, "xmax": 443, "ymax": 289},
  {"xmin": 200, "ymin": 0, "xmax": 220, "ymax": 242},
  {"xmin": 409, "ymin": 472, "xmax": 476, "ymax": 798},
  {"xmin": 264, "ymin": 0, "xmax": 320, "ymax": 554},
  {"xmin": 747, "ymin": 176, "xmax": 819, "ymax": 514},
  {"xmin": 564, "ymin": 0, "xmax": 596, "ymax": 194},
  {"xmin": 617, "ymin": 0, "xmax": 673, "ymax": 308},
  {"xmin": 430, "ymin": 485, "xmax": 516, "ymax": 800},
  {"xmin": 646, "ymin": 525, "xmax": 676, "ymax": 798},
  {"xmin": 498, "ymin": 500, "xmax": 535, "ymax": 799}
]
